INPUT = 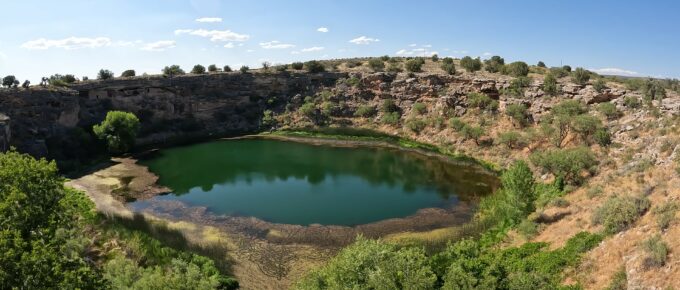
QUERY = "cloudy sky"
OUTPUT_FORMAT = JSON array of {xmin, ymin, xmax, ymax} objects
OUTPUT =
[{"xmin": 0, "ymin": 0, "xmax": 678, "ymax": 82}]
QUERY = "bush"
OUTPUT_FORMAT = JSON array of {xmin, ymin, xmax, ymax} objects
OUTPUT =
[
  {"xmin": 460, "ymin": 56, "xmax": 482, "ymax": 72},
  {"xmin": 505, "ymin": 61, "xmax": 530, "ymax": 77},
  {"xmin": 305, "ymin": 60, "xmax": 325, "ymax": 73},
  {"xmin": 653, "ymin": 201, "xmax": 678, "ymax": 230},
  {"xmin": 563, "ymin": 65, "xmax": 572, "ymax": 72},
  {"xmin": 500, "ymin": 160, "xmax": 536, "ymax": 221},
  {"xmin": 552, "ymin": 99, "xmax": 587, "ymax": 116},
  {"xmin": 442, "ymin": 57, "xmax": 454, "ymax": 64},
  {"xmin": 592, "ymin": 195, "xmax": 650, "ymax": 234},
  {"xmin": 507, "ymin": 76, "xmax": 532, "ymax": 97},
  {"xmin": 405, "ymin": 118, "xmax": 427, "ymax": 133},
  {"xmin": 93, "ymin": 111, "xmax": 140, "ymax": 153},
  {"xmin": 381, "ymin": 112, "xmax": 401, "ymax": 125},
  {"xmin": 530, "ymin": 147, "xmax": 598, "ymax": 184},
  {"xmin": 549, "ymin": 67, "xmax": 569, "ymax": 78},
  {"xmin": 261, "ymin": 61, "xmax": 271, "ymax": 71},
  {"xmin": 594, "ymin": 128, "xmax": 611, "ymax": 147},
  {"xmin": 593, "ymin": 79, "xmax": 607, "ymax": 92},
  {"xmin": 291, "ymin": 62, "xmax": 304, "ymax": 70},
  {"xmin": 497, "ymin": 131, "xmax": 526, "ymax": 149},
  {"xmin": 223, "ymin": 65, "xmax": 232, "ymax": 72},
  {"xmin": 467, "ymin": 93, "xmax": 498, "ymax": 112},
  {"xmin": 505, "ymin": 103, "xmax": 530, "ymax": 127},
  {"xmin": 368, "ymin": 59, "xmax": 385, "ymax": 71},
  {"xmin": 261, "ymin": 110, "xmax": 276, "ymax": 127},
  {"xmin": 387, "ymin": 62, "xmax": 403, "ymax": 72},
  {"xmin": 484, "ymin": 55, "xmax": 505, "ymax": 73},
  {"xmin": 208, "ymin": 64, "xmax": 218, "ymax": 72},
  {"xmin": 121, "ymin": 70, "xmax": 136, "ymax": 77},
  {"xmin": 275, "ymin": 64, "xmax": 288, "ymax": 72},
  {"xmin": 431, "ymin": 54, "xmax": 439, "ymax": 62},
  {"xmin": 571, "ymin": 67, "xmax": 590, "ymax": 85},
  {"xmin": 623, "ymin": 96, "xmax": 640, "ymax": 108},
  {"xmin": 191, "ymin": 64, "xmax": 206, "ymax": 74},
  {"xmin": 381, "ymin": 99, "xmax": 399, "ymax": 113},
  {"xmin": 537, "ymin": 61, "xmax": 546, "ymax": 68},
  {"xmin": 354, "ymin": 105, "xmax": 377, "ymax": 117},
  {"xmin": 542, "ymin": 73, "xmax": 559, "ymax": 96},
  {"xmin": 607, "ymin": 268, "xmax": 627, "ymax": 290},
  {"xmin": 642, "ymin": 235, "xmax": 668, "ymax": 267},
  {"xmin": 299, "ymin": 102, "xmax": 316, "ymax": 120},
  {"xmin": 411, "ymin": 102, "xmax": 427, "ymax": 115},
  {"xmin": 405, "ymin": 59, "xmax": 423, "ymax": 72},
  {"xmin": 2, "ymin": 75, "xmax": 17, "ymax": 88},
  {"xmin": 48, "ymin": 74, "xmax": 78, "ymax": 86},
  {"xmin": 239, "ymin": 65, "xmax": 249, "ymax": 73},
  {"xmin": 449, "ymin": 118, "xmax": 466, "ymax": 131},
  {"xmin": 380, "ymin": 55, "xmax": 390, "ymax": 61},
  {"xmin": 461, "ymin": 125, "xmax": 485, "ymax": 145},
  {"xmin": 163, "ymin": 65, "xmax": 185, "ymax": 76},
  {"xmin": 441, "ymin": 63, "xmax": 456, "ymax": 75},
  {"xmin": 598, "ymin": 102, "xmax": 620, "ymax": 120},
  {"xmin": 571, "ymin": 114, "xmax": 602, "ymax": 143},
  {"xmin": 97, "ymin": 69, "xmax": 114, "ymax": 80}
]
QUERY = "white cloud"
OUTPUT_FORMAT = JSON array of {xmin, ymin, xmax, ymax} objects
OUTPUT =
[
  {"xmin": 141, "ymin": 40, "xmax": 176, "ymax": 51},
  {"xmin": 223, "ymin": 42, "xmax": 234, "ymax": 48},
  {"xmin": 259, "ymin": 41, "xmax": 295, "ymax": 49},
  {"xmin": 482, "ymin": 52, "xmax": 493, "ymax": 56},
  {"xmin": 21, "ymin": 37, "xmax": 112, "ymax": 50},
  {"xmin": 395, "ymin": 47, "xmax": 438, "ymax": 57},
  {"xmin": 113, "ymin": 40, "xmax": 142, "ymax": 47},
  {"xmin": 301, "ymin": 46, "xmax": 324, "ymax": 52},
  {"xmin": 349, "ymin": 36, "xmax": 380, "ymax": 45},
  {"xmin": 246, "ymin": 49, "xmax": 255, "ymax": 53},
  {"xmin": 423, "ymin": 44, "xmax": 432, "ymax": 48},
  {"xmin": 317, "ymin": 27, "xmax": 329, "ymax": 33},
  {"xmin": 195, "ymin": 17, "xmax": 222, "ymax": 23},
  {"xmin": 409, "ymin": 43, "xmax": 417, "ymax": 47},
  {"xmin": 590, "ymin": 67, "xmax": 639, "ymax": 76},
  {"xmin": 174, "ymin": 29, "xmax": 249, "ymax": 42},
  {"xmin": 451, "ymin": 50, "xmax": 469, "ymax": 54}
]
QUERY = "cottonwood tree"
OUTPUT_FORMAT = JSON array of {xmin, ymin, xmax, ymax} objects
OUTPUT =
[{"xmin": 93, "ymin": 111, "xmax": 140, "ymax": 153}]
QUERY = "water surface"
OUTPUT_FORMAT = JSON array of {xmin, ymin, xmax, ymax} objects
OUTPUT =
[{"xmin": 132, "ymin": 138, "xmax": 496, "ymax": 225}]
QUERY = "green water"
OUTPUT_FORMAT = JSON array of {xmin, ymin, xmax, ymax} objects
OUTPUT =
[{"xmin": 132, "ymin": 138, "xmax": 497, "ymax": 226}]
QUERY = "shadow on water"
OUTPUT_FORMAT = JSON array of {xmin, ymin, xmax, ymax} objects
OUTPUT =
[{"xmin": 102, "ymin": 212, "xmax": 235, "ymax": 276}]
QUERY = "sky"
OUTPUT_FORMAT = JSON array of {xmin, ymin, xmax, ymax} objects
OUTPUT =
[{"xmin": 0, "ymin": 0, "xmax": 678, "ymax": 83}]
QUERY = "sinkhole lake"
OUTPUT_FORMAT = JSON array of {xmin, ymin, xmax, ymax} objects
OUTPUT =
[{"xmin": 132, "ymin": 138, "xmax": 498, "ymax": 226}]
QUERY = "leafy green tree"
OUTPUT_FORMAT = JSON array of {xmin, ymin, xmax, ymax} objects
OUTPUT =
[
  {"xmin": 0, "ymin": 151, "xmax": 106, "ymax": 289},
  {"xmin": 484, "ymin": 55, "xmax": 505, "ymax": 73},
  {"xmin": 597, "ymin": 102, "xmax": 620, "ymax": 120},
  {"xmin": 93, "ymin": 111, "xmax": 140, "ymax": 153},
  {"xmin": 571, "ymin": 114, "xmax": 602, "ymax": 144},
  {"xmin": 291, "ymin": 62, "xmax": 304, "ymax": 70},
  {"xmin": 261, "ymin": 61, "xmax": 271, "ymax": 71},
  {"xmin": 562, "ymin": 65, "xmax": 572, "ymax": 72},
  {"xmin": 2, "ymin": 75, "xmax": 17, "ymax": 88},
  {"xmin": 501, "ymin": 160, "xmax": 536, "ymax": 220},
  {"xmin": 571, "ymin": 67, "xmax": 590, "ymax": 85},
  {"xmin": 223, "ymin": 65, "xmax": 232, "ymax": 72},
  {"xmin": 537, "ymin": 61, "xmax": 546, "ymax": 68},
  {"xmin": 368, "ymin": 58, "xmax": 385, "ymax": 71},
  {"xmin": 208, "ymin": 64, "xmax": 218, "ymax": 72},
  {"xmin": 441, "ymin": 62, "xmax": 456, "ymax": 75},
  {"xmin": 163, "ymin": 65, "xmax": 185, "ymax": 76},
  {"xmin": 506, "ymin": 76, "xmax": 532, "ymax": 97},
  {"xmin": 121, "ymin": 70, "xmax": 136, "ymax": 77},
  {"xmin": 467, "ymin": 93, "xmax": 498, "ymax": 112},
  {"xmin": 461, "ymin": 125, "xmax": 485, "ymax": 145},
  {"xmin": 530, "ymin": 147, "xmax": 598, "ymax": 184},
  {"xmin": 505, "ymin": 61, "xmax": 530, "ymax": 77},
  {"xmin": 505, "ymin": 103, "xmax": 530, "ymax": 127},
  {"xmin": 97, "ymin": 69, "xmax": 114, "ymax": 80},
  {"xmin": 191, "ymin": 64, "xmax": 206, "ymax": 74},
  {"xmin": 305, "ymin": 60, "xmax": 325, "ymax": 73},
  {"xmin": 442, "ymin": 57, "xmax": 454, "ymax": 64},
  {"xmin": 239, "ymin": 65, "xmax": 249, "ymax": 73},
  {"xmin": 460, "ymin": 56, "xmax": 482, "ymax": 72},
  {"xmin": 497, "ymin": 131, "xmax": 526, "ymax": 149},
  {"xmin": 431, "ymin": 54, "xmax": 439, "ymax": 62}
]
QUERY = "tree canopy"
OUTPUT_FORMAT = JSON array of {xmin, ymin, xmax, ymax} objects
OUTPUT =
[{"xmin": 93, "ymin": 111, "xmax": 140, "ymax": 154}]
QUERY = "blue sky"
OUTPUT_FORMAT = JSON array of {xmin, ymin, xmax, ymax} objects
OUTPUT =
[{"xmin": 1, "ymin": 0, "xmax": 678, "ymax": 83}]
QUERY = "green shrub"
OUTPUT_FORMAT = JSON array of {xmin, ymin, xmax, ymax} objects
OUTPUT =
[
  {"xmin": 299, "ymin": 103, "xmax": 316, "ymax": 120},
  {"xmin": 530, "ymin": 147, "xmax": 598, "ymax": 184},
  {"xmin": 191, "ymin": 64, "xmax": 206, "ymax": 74},
  {"xmin": 431, "ymin": 54, "xmax": 439, "ymax": 62},
  {"xmin": 552, "ymin": 100, "xmax": 587, "ymax": 116},
  {"xmin": 406, "ymin": 118, "xmax": 427, "ymax": 133},
  {"xmin": 381, "ymin": 112, "xmax": 401, "ymax": 125},
  {"xmin": 505, "ymin": 61, "xmax": 530, "ymax": 77},
  {"xmin": 460, "ymin": 56, "xmax": 482, "ymax": 72},
  {"xmin": 571, "ymin": 67, "xmax": 590, "ymax": 85},
  {"xmin": 642, "ymin": 235, "xmax": 668, "ymax": 267},
  {"xmin": 275, "ymin": 64, "xmax": 288, "ymax": 72},
  {"xmin": 571, "ymin": 114, "xmax": 602, "ymax": 143},
  {"xmin": 223, "ymin": 65, "xmax": 232, "ymax": 72},
  {"xmin": 549, "ymin": 67, "xmax": 569, "ymax": 78},
  {"xmin": 121, "ymin": 70, "xmax": 136, "ymax": 77},
  {"xmin": 467, "ymin": 93, "xmax": 498, "ymax": 112},
  {"xmin": 461, "ymin": 125, "xmax": 485, "ymax": 145},
  {"xmin": 412, "ymin": 102, "xmax": 427, "ymax": 115},
  {"xmin": 592, "ymin": 195, "xmax": 650, "ymax": 234},
  {"xmin": 291, "ymin": 62, "xmax": 304, "ymax": 70},
  {"xmin": 505, "ymin": 103, "xmax": 530, "ymax": 127},
  {"xmin": 368, "ymin": 59, "xmax": 385, "ymax": 71},
  {"xmin": 163, "ymin": 65, "xmax": 185, "ymax": 76},
  {"xmin": 594, "ymin": 128, "xmax": 611, "ymax": 147},
  {"xmin": 653, "ymin": 201, "xmax": 678, "ymax": 230},
  {"xmin": 449, "ymin": 118, "xmax": 466, "ymax": 131},
  {"xmin": 207, "ymin": 64, "xmax": 218, "ymax": 72},
  {"xmin": 354, "ymin": 105, "xmax": 377, "ymax": 117},
  {"xmin": 484, "ymin": 55, "xmax": 505, "ymax": 73},
  {"xmin": 98, "ymin": 69, "xmax": 114, "ymax": 80},
  {"xmin": 543, "ymin": 73, "xmax": 559, "ymax": 95},
  {"xmin": 597, "ymin": 102, "xmax": 620, "ymax": 120},
  {"xmin": 381, "ymin": 99, "xmax": 399, "ymax": 113},
  {"xmin": 537, "ymin": 61, "xmax": 546, "ymax": 68},
  {"xmin": 239, "ymin": 65, "xmax": 249, "ymax": 73},
  {"xmin": 405, "ymin": 59, "xmax": 423, "ymax": 72},
  {"xmin": 321, "ymin": 101, "xmax": 339, "ymax": 116},
  {"xmin": 623, "ymin": 96, "xmax": 641, "ymax": 108},
  {"xmin": 380, "ymin": 55, "xmax": 390, "ymax": 61},
  {"xmin": 593, "ymin": 79, "xmax": 607, "ymax": 92},
  {"xmin": 507, "ymin": 76, "xmax": 532, "ymax": 97},
  {"xmin": 305, "ymin": 60, "xmax": 325, "ymax": 73},
  {"xmin": 387, "ymin": 62, "xmax": 403, "ymax": 72},
  {"xmin": 497, "ymin": 131, "xmax": 526, "ymax": 149},
  {"xmin": 261, "ymin": 110, "xmax": 275, "ymax": 127},
  {"xmin": 441, "ymin": 63, "xmax": 456, "ymax": 75},
  {"xmin": 93, "ymin": 111, "xmax": 140, "ymax": 153},
  {"xmin": 442, "ymin": 57, "xmax": 454, "ymax": 64},
  {"xmin": 606, "ymin": 268, "xmax": 627, "ymax": 290}
]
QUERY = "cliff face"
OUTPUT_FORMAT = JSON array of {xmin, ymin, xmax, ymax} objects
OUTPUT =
[{"xmin": 0, "ymin": 72, "xmax": 345, "ymax": 160}]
